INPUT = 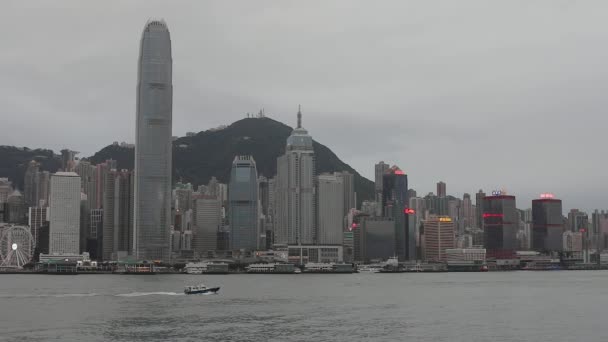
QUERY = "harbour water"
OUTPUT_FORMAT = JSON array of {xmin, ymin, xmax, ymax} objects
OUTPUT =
[{"xmin": 1, "ymin": 271, "xmax": 607, "ymax": 341}]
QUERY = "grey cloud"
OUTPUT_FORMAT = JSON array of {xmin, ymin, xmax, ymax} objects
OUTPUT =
[{"xmin": 2, "ymin": 1, "xmax": 608, "ymax": 212}]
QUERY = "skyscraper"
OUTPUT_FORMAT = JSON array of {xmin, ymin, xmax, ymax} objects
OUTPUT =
[
  {"xmin": 5, "ymin": 190, "xmax": 27, "ymax": 224},
  {"xmin": 49, "ymin": 172, "xmax": 81, "ymax": 254},
  {"xmin": 382, "ymin": 165, "xmax": 411, "ymax": 260},
  {"xmin": 228, "ymin": 156, "xmax": 259, "ymax": 250},
  {"xmin": 436, "ymin": 181, "xmax": 446, "ymax": 198},
  {"xmin": 422, "ymin": 215, "xmax": 455, "ymax": 262},
  {"xmin": 0, "ymin": 179, "xmax": 9, "ymax": 222},
  {"xmin": 24, "ymin": 160, "xmax": 40, "ymax": 207},
  {"xmin": 276, "ymin": 107, "xmax": 316, "ymax": 245},
  {"xmin": 75, "ymin": 160, "xmax": 97, "ymax": 254},
  {"xmin": 102, "ymin": 170, "xmax": 134, "ymax": 261},
  {"xmin": 174, "ymin": 183, "xmax": 193, "ymax": 212},
  {"xmin": 193, "ymin": 196, "xmax": 221, "ymax": 257},
  {"xmin": 483, "ymin": 193, "xmax": 518, "ymax": 259},
  {"xmin": 95, "ymin": 160, "xmax": 116, "ymax": 210},
  {"xmin": 37, "ymin": 171, "xmax": 50, "ymax": 207},
  {"xmin": 258, "ymin": 176, "xmax": 270, "ymax": 216},
  {"xmin": 374, "ymin": 161, "xmax": 389, "ymax": 215},
  {"xmin": 29, "ymin": 206, "xmax": 48, "ymax": 249},
  {"xmin": 133, "ymin": 19, "xmax": 173, "ymax": 261},
  {"xmin": 591, "ymin": 210, "xmax": 608, "ymax": 251},
  {"xmin": 462, "ymin": 193, "xmax": 474, "ymax": 230},
  {"xmin": 475, "ymin": 190, "xmax": 485, "ymax": 229},
  {"xmin": 60, "ymin": 149, "xmax": 78, "ymax": 172},
  {"xmin": 567, "ymin": 209, "xmax": 588, "ymax": 232},
  {"xmin": 340, "ymin": 171, "xmax": 356, "ymax": 216},
  {"xmin": 317, "ymin": 173, "xmax": 345, "ymax": 245},
  {"xmin": 89, "ymin": 208, "xmax": 103, "ymax": 260},
  {"xmin": 531, "ymin": 194, "xmax": 563, "ymax": 252},
  {"xmin": 75, "ymin": 161, "xmax": 97, "ymax": 208},
  {"xmin": 258, "ymin": 176, "xmax": 273, "ymax": 249},
  {"xmin": 408, "ymin": 196, "xmax": 425, "ymax": 259},
  {"xmin": 360, "ymin": 217, "xmax": 395, "ymax": 262}
]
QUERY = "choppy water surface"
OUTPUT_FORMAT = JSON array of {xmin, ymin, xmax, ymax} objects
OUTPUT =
[{"xmin": 1, "ymin": 272, "xmax": 608, "ymax": 341}]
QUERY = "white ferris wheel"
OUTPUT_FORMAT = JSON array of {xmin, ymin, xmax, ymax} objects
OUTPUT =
[{"xmin": 0, "ymin": 225, "xmax": 34, "ymax": 268}]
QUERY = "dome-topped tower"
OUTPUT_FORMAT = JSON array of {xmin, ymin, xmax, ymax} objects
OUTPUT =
[
  {"xmin": 286, "ymin": 105, "xmax": 313, "ymax": 151},
  {"xmin": 276, "ymin": 105, "xmax": 316, "ymax": 246}
]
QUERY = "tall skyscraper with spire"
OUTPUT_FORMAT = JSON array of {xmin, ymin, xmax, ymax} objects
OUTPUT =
[
  {"xmin": 133, "ymin": 19, "xmax": 173, "ymax": 261},
  {"xmin": 275, "ymin": 106, "xmax": 316, "ymax": 245}
]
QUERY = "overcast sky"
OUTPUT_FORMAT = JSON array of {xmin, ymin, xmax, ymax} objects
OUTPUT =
[{"xmin": 2, "ymin": 1, "xmax": 608, "ymax": 212}]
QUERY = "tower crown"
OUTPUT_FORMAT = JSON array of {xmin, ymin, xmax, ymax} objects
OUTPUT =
[{"xmin": 286, "ymin": 106, "xmax": 313, "ymax": 151}]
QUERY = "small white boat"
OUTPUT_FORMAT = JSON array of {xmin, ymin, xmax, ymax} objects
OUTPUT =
[{"xmin": 184, "ymin": 284, "xmax": 220, "ymax": 295}]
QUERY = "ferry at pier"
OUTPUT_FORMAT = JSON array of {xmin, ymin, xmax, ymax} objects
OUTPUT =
[
  {"xmin": 303, "ymin": 263, "xmax": 355, "ymax": 273},
  {"xmin": 246, "ymin": 263, "xmax": 296, "ymax": 274},
  {"xmin": 358, "ymin": 264, "xmax": 382, "ymax": 273},
  {"xmin": 184, "ymin": 262, "xmax": 229, "ymax": 274}
]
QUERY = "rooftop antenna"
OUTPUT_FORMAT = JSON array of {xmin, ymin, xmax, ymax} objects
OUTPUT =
[{"xmin": 297, "ymin": 104, "xmax": 302, "ymax": 128}]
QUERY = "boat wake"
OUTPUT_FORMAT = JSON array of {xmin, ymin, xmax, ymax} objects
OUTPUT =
[
  {"xmin": 54, "ymin": 293, "xmax": 99, "ymax": 297},
  {"xmin": 115, "ymin": 291, "xmax": 184, "ymax": 297},
  {"xmin": 0, "ymin": 293, "xmax": 100, "ymax": 298},
  {"xmin": 2, "ymin": 291, "xmax": 200, "ymax": 299}
]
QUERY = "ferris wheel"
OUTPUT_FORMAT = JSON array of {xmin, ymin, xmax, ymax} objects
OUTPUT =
[{"xmin": 0, "ymin": 225, "xmax": 34, "ymax": 268}]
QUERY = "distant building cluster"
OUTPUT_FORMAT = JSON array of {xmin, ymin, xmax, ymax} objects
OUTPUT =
[{"xmin": 2, "ymin": 19, "xmax": 608, "ymax": 271}]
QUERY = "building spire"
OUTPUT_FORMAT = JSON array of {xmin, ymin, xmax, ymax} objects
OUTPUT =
[{"xmin": 297, "ymin": 104, "xmax": 302, "ymax": 128}]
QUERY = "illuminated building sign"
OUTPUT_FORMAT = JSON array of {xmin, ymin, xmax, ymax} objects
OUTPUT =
[
  {"xmin": 491, "ymin": 190, "xmax": 506, "ymax": 196},
  {"xmin": 483, "ymin": 213, "xmax": 504, "ymax": 218},
  {"xmin": 394, "ymin": 170, "xmax": 405, "ymax": 175},
  {"xmin": 439, "ymin": 217, "xmax": 452, "ymax": 222},
  {"xmin": 404, "ymin": 208, "xmax": 415, "ymax": 215},
  {"xmin": 540, "ymin": 193, "xmax": 555, "ymax": 199}
]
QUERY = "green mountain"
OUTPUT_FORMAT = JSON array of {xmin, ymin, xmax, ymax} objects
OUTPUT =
[
  {"xmin": 1, "ymin": 117, "xmax": 374, "ymax": 205},
  {"xmin": 0, "ymin": 146, "xmax": 61, "ymax": 189}
]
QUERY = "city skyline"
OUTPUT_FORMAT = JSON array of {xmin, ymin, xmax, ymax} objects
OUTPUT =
[
  {"xmin": 3, "ymin": 4, "xmax": 608, "ymax": 341},
  {"xmin": 2, "ymin": 2, "xmax": 608, "ymax": 212}
]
